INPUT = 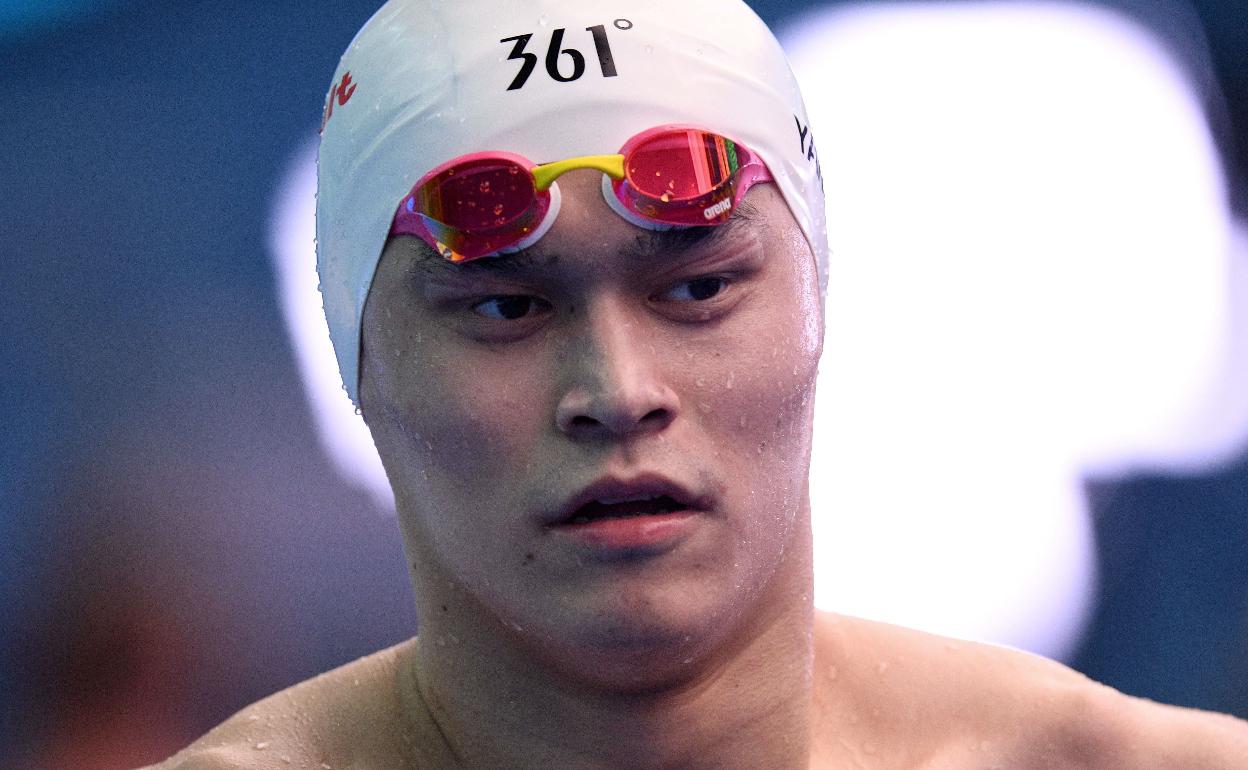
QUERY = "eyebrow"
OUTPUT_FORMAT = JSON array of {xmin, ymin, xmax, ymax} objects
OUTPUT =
[{"xmin": 403, "ymin": 200, "xmax": 762, "ymax": 279}]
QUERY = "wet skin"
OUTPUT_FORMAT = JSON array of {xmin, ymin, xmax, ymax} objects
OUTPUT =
[{"xmin": 357, "ymin": 169, "xmax": 825, "ymax": 767}]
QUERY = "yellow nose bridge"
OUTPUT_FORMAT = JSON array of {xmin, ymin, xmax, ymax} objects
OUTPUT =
[{"xmin": 531, "ymin": 154, "xmax": 626, "ymax": 191}]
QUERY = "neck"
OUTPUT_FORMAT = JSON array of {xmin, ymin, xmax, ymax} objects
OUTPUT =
[{"xmin": 400, "ymin": 514, "xmax": 816, "ymax": 769}]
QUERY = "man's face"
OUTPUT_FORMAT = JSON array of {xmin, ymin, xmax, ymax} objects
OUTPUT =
[{"xmin": 359, "ymin": 168, "xmax": 822, "ymax": 681}]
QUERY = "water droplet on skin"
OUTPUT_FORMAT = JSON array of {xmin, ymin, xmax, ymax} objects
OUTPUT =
[
  {"xmin": 660, "ymin": 192, "xmax": 671, "ymax": 202},
  {"xmin": 699, "ymin": 402, "xmax": 712, "ymax": 413},
  {"xmin": 738, "ymin": 416, "xmax": 747, "ymax": 428},
  {"xmin": 877, "ymin": 661, "xmax": 890, "ymax": 674},
  {"xmin": 695, "ymin": 377, "xmax": 705, "ymax": 387},
  {"xmin": 255, "ymin": 742, "xmax": 270, "ymax": 750},
  {"xmin": 479, "ymin": 180, "xmax": 491, "ymax": 192},
  {"xmin": 726, "ymin": 371, "xmax": 735, "ymax": 389},
  {"xmin": 493, "ymin": 204, "xmax": 505, "ymax": 215}
]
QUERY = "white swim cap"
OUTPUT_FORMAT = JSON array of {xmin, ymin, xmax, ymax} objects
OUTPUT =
[{"xmin": 316, "ymin": 0, "xmax": 827, "ymax": 405}]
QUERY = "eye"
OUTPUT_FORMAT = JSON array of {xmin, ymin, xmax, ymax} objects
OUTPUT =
[
  {"xmin": 659, "ymin": 276, "xmax": 731, "ymax": 303},
  {"xmin": 470, "ymin": 295, "xmax": 549, "ymax": 321}
]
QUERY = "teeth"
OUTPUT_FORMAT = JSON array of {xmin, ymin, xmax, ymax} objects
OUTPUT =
[{"xmin": 596, "ymin": 493, "xmax": 665, "ymax": 505}]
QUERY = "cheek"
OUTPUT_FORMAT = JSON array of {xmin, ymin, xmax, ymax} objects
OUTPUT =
[
  {"xmin": 696, "ymin": 265, "xmax": 822, "ymax": 555},
  {"xmin": 369, "ymin": 335, "xmax": 547, "ymax": 496},
  {"xmin": 712, "ymin": 267, "xmax": 822, "ymax": 450}
]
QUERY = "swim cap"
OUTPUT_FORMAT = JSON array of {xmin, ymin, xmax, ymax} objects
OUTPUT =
[{"xmin": 316, "ymin": 0, "xmax": 827, "ymax": 405}]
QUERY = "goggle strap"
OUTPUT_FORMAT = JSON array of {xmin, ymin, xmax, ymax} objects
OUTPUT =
[{"xmin": 533, "ymin": 154, "xmax": 625, "ymax": 191}]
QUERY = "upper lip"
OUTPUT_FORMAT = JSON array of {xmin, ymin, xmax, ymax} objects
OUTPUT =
[{"xmin": 549, "ymin": 472, "xmax": 710, "ymax": 526}]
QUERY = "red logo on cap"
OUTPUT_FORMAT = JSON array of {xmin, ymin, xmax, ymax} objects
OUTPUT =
[{"xmin": 320, "ymin": 71, "xmax": 358, "ymax": 134}]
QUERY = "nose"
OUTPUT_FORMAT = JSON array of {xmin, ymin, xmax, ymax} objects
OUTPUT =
[{"xmin": 554, "ymin": 294, "xmax": 679, "ymax": 440}]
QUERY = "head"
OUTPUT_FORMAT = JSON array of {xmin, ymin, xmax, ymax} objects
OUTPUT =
[{"xmin": 317, "ymin": 0, "xmax": 828, "ymax": 686}]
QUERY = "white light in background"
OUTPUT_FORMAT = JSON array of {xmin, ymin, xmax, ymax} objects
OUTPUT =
[
  {"xmin": 780, "ymin": 1, "xmax": 1245, "ymax": 660},
  {"xmin": 267, "ymin": 0, "xmax": 1248, "ymax": 663},
  {"xmin": 268, "ymin": 139, "xmax": 394, "ymax": 514}
]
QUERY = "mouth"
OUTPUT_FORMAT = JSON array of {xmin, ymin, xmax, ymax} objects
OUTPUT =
[
  {"xmin": 563, "ymin": 495, "xmax": 691, "ymax": 524},
  {"xmin": 548, "ymin": 472, "xmax": 710, "ymax": 528}
]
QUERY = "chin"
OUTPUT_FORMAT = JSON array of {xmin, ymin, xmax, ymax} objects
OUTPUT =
[{"xmin": 517, "ymin": 588, "xmax": 742, "ymax": 688}]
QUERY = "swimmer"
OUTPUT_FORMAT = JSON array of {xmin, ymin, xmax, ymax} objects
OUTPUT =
[{"xmin": 148, "ymin": 0, "xmax": 1248, "ymax": 767}]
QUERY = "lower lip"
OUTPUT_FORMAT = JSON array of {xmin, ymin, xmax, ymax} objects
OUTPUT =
[{"xmin": 550, "ymin": 510, "xmax": 701, "ymax": 552}]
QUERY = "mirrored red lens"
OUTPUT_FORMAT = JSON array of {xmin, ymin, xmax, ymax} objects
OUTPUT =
[
  {"xmin": 418, "ymin": 159, "xmax": 536, "ymax": 231},
  {"xmin": 626, "ymin": 129, "xmax": 742, "ymax": 201},
  {"xmin": 413, "ymin": 158, "xmax": 543, "ymax": 259}
]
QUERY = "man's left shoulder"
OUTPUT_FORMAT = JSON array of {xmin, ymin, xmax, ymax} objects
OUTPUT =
[
  {"xmin": 815, "ymin": 612, "xmax": 1248, "ymax": 767},
  {"xmin": 1053, "ymin": 680, "xmax": 1248, "ymax": 769}
]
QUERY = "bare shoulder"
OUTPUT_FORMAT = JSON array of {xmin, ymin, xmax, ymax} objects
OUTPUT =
[
  {"xmin": 812, "ymin": 611, "xmax": 1248, "ymax": 768},
  {"xmin": 1081, "ymin": 688, "xmax": 1248, "ymax": 768},
  {"xmin": 141, "ymin": 638, "xmax": 419, "ymax": 770}
]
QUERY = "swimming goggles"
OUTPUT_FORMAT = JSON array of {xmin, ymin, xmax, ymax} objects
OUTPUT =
[{"xmin": 388, "ymin": 125, "xmax": 773, "ymax": 263}]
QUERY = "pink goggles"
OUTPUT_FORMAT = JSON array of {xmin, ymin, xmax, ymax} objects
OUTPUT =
[{"xmin": 388, "ymin": 125, "xmax": 773, "ymax": 263}]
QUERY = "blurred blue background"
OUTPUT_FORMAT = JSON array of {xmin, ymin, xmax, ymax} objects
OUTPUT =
[{"xmin": 2, "ymin": 0, "xmax": 1246, "ymax": 767}]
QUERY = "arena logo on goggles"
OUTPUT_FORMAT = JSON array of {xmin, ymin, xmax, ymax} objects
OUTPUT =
[{"xmin": 703, "ymin": 197, "xmax": 733, "ymax": 220}]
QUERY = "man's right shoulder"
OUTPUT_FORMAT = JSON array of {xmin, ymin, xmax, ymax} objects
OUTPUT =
[
  {"xmin": 142, "ymin": 745, "xmax": 277, "ymax": 770},
  {"xmin": 141, "ymin": 637, "xmax": 418, "ymax": 770}
]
